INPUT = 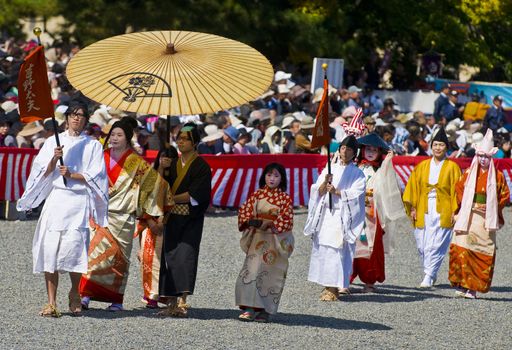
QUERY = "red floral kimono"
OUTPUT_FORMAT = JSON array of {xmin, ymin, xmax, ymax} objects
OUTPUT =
[{"xmin": 235, "ymin": 186, "xmax": 294, "ymax": 315}]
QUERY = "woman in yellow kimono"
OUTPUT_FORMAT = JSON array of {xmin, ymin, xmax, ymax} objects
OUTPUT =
[
  {"xmin": 403, "ymin": 128, "xmax": 461, "ymax": 288},
  {"xmin": 80, "ymin": 118, "xmax": 173, "ymax": 311},
  {"xmin": 450, "ymin": 130, "xmax": 510, "ymax": 298},
  {"xmin": 235, "ymin": 163, "xmax": 294, "ymax": 323}
]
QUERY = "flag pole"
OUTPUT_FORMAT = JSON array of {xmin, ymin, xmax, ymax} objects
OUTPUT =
[
  {"xmin": 33, "ymin": 27, "xmax": 67, "ymax": 186},
  {"xmin": 164, "ymin": 115, "xmax": 171, "ymax": 177},
  {"xmin": 322, "ymin": 63, "xmax": 332, "ymax": 210}
]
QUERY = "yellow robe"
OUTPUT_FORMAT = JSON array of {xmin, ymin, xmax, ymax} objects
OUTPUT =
[{"xmin": 402, "ymin": 158, "xmax": 461, "ymax": 229}]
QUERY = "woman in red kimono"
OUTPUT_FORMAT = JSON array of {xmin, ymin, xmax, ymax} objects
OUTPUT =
[{"xmin": 351, "ymin": 133, "xmax": 405, "ymax": 293}]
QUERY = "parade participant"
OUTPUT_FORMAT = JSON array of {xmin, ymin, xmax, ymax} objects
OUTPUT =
[
  {"xmin": 137, "ymin": 146, "xmax": 178, "ymax": 308},
  {"xmin": 351, "ymin": 133, "xmax": 405, "ymax": 292},
  {"xmin": 235, "ymin": 163, "xmax": 294, "ymax": 322},
  {"xmin": 17, "ymin": 100, "xmax": 109, "ymax": 317},
  {"xmin": 450, "ymin": 130, "xmax": 510, "ymax": 299},
  {"xmin": 80, "ymin": 118, "xmax": 172, "ymax": 311},
  {"xmin": 403, "ymin": 127, "xmax": 461, "ymax": 288},
  {"xmin": 158, "ymin": 123, "xmax": 212, "ymax": 317},
  {"xmin": 304, "ymin": 135, "xmax": 366, "ymax": 300}
]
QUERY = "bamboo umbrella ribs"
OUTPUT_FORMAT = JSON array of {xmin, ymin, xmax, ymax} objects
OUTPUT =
[{"xmin": 66, "ymin": 30, "xmax": 274, "ymax": 116}]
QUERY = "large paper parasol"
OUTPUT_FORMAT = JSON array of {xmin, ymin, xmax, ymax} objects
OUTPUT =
[{"xmin": 66, "ymin": 30, "xmax": 273, "ymax": 116}]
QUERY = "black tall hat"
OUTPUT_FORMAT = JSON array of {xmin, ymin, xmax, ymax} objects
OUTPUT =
[
  {"xmin": 357, "ymin": 133, "xmax": 389, "ymax": 151},
  {"xmin": 340, "ymin": 135, "xmax": 358, "ymax": 153},
  {"xmin": 431, "ymin": 127, "xmax": 449, "ymax": 147}
]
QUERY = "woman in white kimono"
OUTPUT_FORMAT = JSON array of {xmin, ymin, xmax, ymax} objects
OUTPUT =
[
  {"xmin": 305, "ymin": 135, "xmax": 366, "ymax": 301},
  {"xmin": 17, "ymin": 101, "xmax": 109, "ymax": 317}
]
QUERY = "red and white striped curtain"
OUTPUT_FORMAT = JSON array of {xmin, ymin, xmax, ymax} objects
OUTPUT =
[
  {"xmin": 0, "ymin": 148, "xmax": 38, "ymax": 201},
  {"xmin": 2, "ymin": 148, "xmax": 512, "ymax": 206}
]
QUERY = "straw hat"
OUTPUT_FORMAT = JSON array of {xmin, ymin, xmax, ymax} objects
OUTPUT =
[
  {"xmin": 281, "ymin": 115, "xmax": 296, "ymax": 129},
  {"xmin": 90, "ymin": 109, "xmax": 112, "ymax": 127},
  {"xmin": 396, "ymin": 113, "xmax": 413, "ymax": 124},
  {"xmin": 277, "ymin": 84, "xmax": 290, "ymax": 94},
  {"xmin": 108, "ymin": 108, "xmax": 128, "ymax": 119},
  {"xmin": 445, "ymin": 123, "xmax": 459, "ymax": 142},
  {"xmin": 18, "ymin": 121, "xmax": 44, "ymax": 137},
  {"xmin": 469, "ymin": 132, "xmax": 483, "ymax": 146},
  {"xmin": 229, "ymin": 114, "xmax": 242, "ymax": 127},
  {"xmin": 1, "ymin": 100, "xmax": 17, "ymax": 114},
  {"xmin": 300, "ymin": 116, "xmax": 315, "ymax": 129},
  {"xmin": 201, "ymin": 124, "xmax": 224, "ymax": 142},
  {"xmin": 312, "ymin": 88, "xmax": 324, "ymax": 103},
  {"xmin": 101, "ymin": 119, "xmax": 117, "ymax": 134},
  {"xmin": 258, "ymin": 89, "xmax": 275, "ymax": 100},
  {"xmin": 274, "ymin": 70, "xmax": 292, "ymax": 82}
]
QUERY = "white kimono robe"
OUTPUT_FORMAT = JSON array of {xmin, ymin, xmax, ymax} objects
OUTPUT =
[
  {"xmin": 17, "ymin": 131, "xmax": 108, "ymax": 274},
  {"xmin": 305, "ymin": 161, "xmax": 366, "ymax": 288}
]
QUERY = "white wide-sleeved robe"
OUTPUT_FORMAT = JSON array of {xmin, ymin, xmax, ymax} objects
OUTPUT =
[
  {"xmin": 305, "ymin": 161, "xmax": 366, "ymax": 288},
  {"xmin": 17, "ymin": 131, "xmax": 108, "ymax": 274}
]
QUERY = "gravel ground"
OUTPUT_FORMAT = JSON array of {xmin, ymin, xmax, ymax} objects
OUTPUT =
[{"xmin": 0, "ymin": 208, "xmax": 511, "ymax": 349}]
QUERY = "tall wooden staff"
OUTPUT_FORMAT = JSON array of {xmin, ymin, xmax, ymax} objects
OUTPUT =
[
  {"xmin": 18, "ymin": 27, "xmax": 67, "ymax": 185},
  {"xmin": 310, "ymin": 63, "xmax": 332, "ymax": 209}
]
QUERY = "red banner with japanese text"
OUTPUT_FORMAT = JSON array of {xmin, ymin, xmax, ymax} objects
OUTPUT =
[{"xmin": 17, "ymin": 46, "xmax": 55, "ymax": 123}]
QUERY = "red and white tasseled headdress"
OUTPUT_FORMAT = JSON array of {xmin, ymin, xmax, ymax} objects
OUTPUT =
[{"xmin": 342, "ymin": 108, "xmax": 366, "ymax": 136}]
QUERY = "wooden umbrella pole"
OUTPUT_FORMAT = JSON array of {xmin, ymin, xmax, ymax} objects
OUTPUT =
[
  {"xmin": 164, "ymin": 115, "xmax": 171, "ymax": 177},
  {"xmin": 327, "ymin": 142, "xmax": 332, "ymax": 210}
]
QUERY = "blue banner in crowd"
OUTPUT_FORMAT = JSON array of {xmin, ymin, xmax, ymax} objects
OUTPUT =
[{"xmin": 433, "ymin": 79, "xmax": 512, "ymax": 108}]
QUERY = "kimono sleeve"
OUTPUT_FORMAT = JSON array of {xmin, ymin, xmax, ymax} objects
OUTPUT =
[
  {"xmin": 238, "ymin": 192, "xmax": 257, "ymax": 231},
  {"xmin": 497, "ymin": 171, "xmax": 510, "ymax": 209},
  {"xmin": 455, "ymin": 170, "xmax": 469, "ymax": 208},
  {"xmin": 188, "ymin": 158, "xmax": 212, "ymax": 205},
  {"xmin": 402, "ymin": 164, "xmax": 419, "ymax": 216},
  {"xmin": 271, "ymin": 192, "xmax": 293, "ymax": 234},
  {"xmin": 449, "ymin": 162, "xmax": 462, "ymax": 214},
  {"xmin": 17, "ymin": 138, "xmax": 57, "ymax": 211},
  {"xmin": 138, "ymin": 161, "xmax": 174, "ymax": 218},
  {"xmin": 339, "ymin": 173, "xmax": 366, "ymax": 244},
  {"xmin": 373, "ymin": 157, "xmax": 406, "ymax": 226},
  {"xmin": 304, "ymin": 166, "xmax": 328, "ymax": 236},
  {"xmin": 339, "ymin": 167, "xmax": 366, "ymax": 200},
  {"xmin": 82, "ymin": 140, "xmax": 109, "ymax": 226}
]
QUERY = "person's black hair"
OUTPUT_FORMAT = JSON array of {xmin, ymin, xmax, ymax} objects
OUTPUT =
[
  {"xmin": 104, "ymin": 117, "xmax": 137, "ymax": 149},
  {"xmin": 356, "ymin": 144, "xmax": 384, "ymax": 166},
  {"xmin": 65, "ymin": 100, "xmax": 90, "ymax": 121},
  {"xmin": 0, "ymin": 118, "xmax": 11, "ymax": 127},
  {"xmin": 153, "ymin": 146, "xmax": 178, "ymax": 170},
  {"xmin": 179, "ymin": 122, "xmax": 200, "ymax": 146},
  {"xmin": 259, "ymin": 162, "xmax": 287, "ymax": 192}
]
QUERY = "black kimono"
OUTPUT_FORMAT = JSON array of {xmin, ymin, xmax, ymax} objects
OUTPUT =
[{"xmin": 159, "ymin": 156, "xmax": 211, "ymax": 297}]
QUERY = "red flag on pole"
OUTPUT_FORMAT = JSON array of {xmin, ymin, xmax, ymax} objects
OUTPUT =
[
  {"xmin": 17, "ymin": 46, "xmax": 54, "ymax": 124},
  {"xmin": 310, "ymin": 76, "xmax": 330, "ymax": 148}
]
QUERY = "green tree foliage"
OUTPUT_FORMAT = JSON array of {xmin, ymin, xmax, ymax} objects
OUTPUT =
[{"xmin": 3, "ymin": 0, "xmax": 511, "ymax": 82}]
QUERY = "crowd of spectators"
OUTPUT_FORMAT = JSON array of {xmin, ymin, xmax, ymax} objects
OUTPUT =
[{"xmin": 1, "ymin": 38, "xmax": 511, "ymax": 160}]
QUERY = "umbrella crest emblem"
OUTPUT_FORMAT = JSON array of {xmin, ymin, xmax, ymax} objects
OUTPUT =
[{"xmin": 108, "ymin": 72, "xmax": 172, "ymax": 103}]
